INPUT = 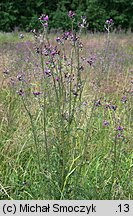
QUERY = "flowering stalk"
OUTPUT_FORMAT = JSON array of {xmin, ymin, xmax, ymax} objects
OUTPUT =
[
  {"xmin": 21, "ymin": 96, "xmax": 41, "ymax": 171},
  {"xmin": 39, "ymin": 15, "xmax": 50, "ymax": 165},
  {"xmin": 104, "ymin": 18, "xmax": 113, "ymax": 40}
]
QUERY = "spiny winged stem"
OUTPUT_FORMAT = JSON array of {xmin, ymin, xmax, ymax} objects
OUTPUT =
[
  {"xmin": 103, "ymin": 19, "xmax": 113, "ymax": 83},
  {"xmin": 69, "ymin": 35, "xmax": 82, "ymax": 128},
  {"xmin": 75, "ymin": 37, "xmax": 82, "ymax": 103},
  {"xmin": 68, "ymin": 19, "xmax": 74, "ymax": 127},
  {"xmin": 68, "ymin": 20, "xmax": 78, "ymax": 128},
  {"xmin": 70, "ymin": 15, "xmax": 87, "ymax": 124},
  {"xmin": 21, "ymin": 96, "xmax": 41, "ymax": 171},
  {"xmin": 40, "ymin": 27, "xmax": 50, "ymax": 165},
  {"xmin": 59, "ymin": 43, "xmax": 75, "ymax": 192},
  {"xmin": 68, "ymin": 47, "xmax": 74, "ymax": 126},
  {"xmin": 44, "ymin": 29, "xmax": 66, "ymax": 189},
  {"xmin": 60, "ymin": 20, "xmax": 82, "ymax": 195}
]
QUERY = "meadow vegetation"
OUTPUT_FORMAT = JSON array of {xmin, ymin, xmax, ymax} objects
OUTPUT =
[{"xmin": 0, "ymin": 14, "xmax": 133, "ymax": 200}]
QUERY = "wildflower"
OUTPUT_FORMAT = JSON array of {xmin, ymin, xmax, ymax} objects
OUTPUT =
[
  {"xmin": 33, "ymin": 91, "xmax": 41, "ymax": 96},
  {"xmin": 71, "ymin": 33, "xmax": 78, "ymax": 43},
  {"xmin": 46, "ymin": 61, "xmax": 50, "ymax": 65},
  {"xmin": 106, "ymin": 18, "xmax": 113, "ymax": 25},
  {"xmin": 51, "ymin": 51, "xmax": 56, "ymax": 56},
  {"xmin": 117, "ymin": 133, "xmax": 121, "ymax": 138},
  {"xmin": 104, "ymin": 18, "xmax": 113, "ymax": 34},
  {"xmin": 103, "ymin": 120, "xmax": 110, "ymax": 126},
  {"xmin": 44, "ymin": 22, "xmax": 48, "ymax": 27},
  {"xmin": 62, "ymin": 31, "xmax": 71, "ymax": 40},
  {"xmin": 121, "ymin": 95, "xmax": 127, "ymax": 103},
  {"xmin": 56, "ymin": 77, "xmax": 59, "ymax": 81},
  {"xmin": 43, "ymin": 48, "xmax": 49, "ymax": 56},
  {"xmin": 43, "ymin": 15, "xmax": 49, "ymax": 22},
  {"xmin": 39, "ymin": 14, "xmax": 49, "ymax": 27},
  {"xmin": 95, "ymin": 99, "xmax": 101, "ymax": 106},
  {"xmin": 68, "ymin": 11, "xmax": 75, "ymax": 19},
  {"xmin": 51, "ymin": 48, "xmax": 60, "ymax": 57},
  {"xmin": 117, "ymin": 126, "xmax": 123, "ymax": 131},
  {"xmin": 39, "ymin": 14, "xmax": 49, "ymax": 22},
  {"xmin": 56, "ymin": 37, "xmax": 61, "ymax": 42}
]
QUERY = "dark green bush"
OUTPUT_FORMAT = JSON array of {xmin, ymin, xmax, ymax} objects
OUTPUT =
[{"xmin": 0, "ymin": 0, "xmax": 133, "ymax": 32}]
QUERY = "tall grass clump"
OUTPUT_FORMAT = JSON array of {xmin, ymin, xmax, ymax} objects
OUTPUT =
[{"xmin": 0, "ymin": 13, "xmax": 132, "ymax": 200}]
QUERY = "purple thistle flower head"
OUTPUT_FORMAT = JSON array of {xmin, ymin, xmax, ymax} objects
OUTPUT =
[
  {"xmin": 39, "ymin": 14, "xmax": 49, "ymax": 21},
  {"xmin": 44, "ymin": 15, "xmax": 49, "ymax": 21},
  {"xmin": 62, "ymin": 31, "xmax": 71, "ymax": 40},
  {"xmin": 56, "ymin": 37, "xmax": 61, "ymax": 42},
  {"xmin": 106, "ymin": 18, "xmax": 113, "ymax": 25},
  {"xmin": 95, "ymin": 99, "xmax": 101, "ymax": 106},
  {"xmin": 121, "ymin": 95, "xmax": 127, "ymax": 103},
  {"xmin": 117, "ymin": 126, "xmax": 123, "ymax": 131},
  {"xmin": 44, "ymin": 22, "xmax": 48, "ymax": 27},
  {"xmin": 51, "ymin": 51, "xmax": 56, "ymax": 56},
  {"xmin": 103, "ymin": 120, "xmax": 110, "ymax": 126},
  {"xmin": 109, "ymin": 18, "xmax": 113, "ymax": 23},
  {"xmin": 117, "ymin": 133, "xmax": 121, "ymax": 138},
  {"xmin": 56, "ymin": 76, "xmax": 59, "ymax": 81},
  {"xmin": 39, "ymin": 14, "xmax": 49, "ymax": 27},
  {"xmin": 33, "ymin": 91, "xmax": 41, "ymax": 96},
  {"xmin": 68, "ymin": 11, "xmax": 75, "ymax": 18}
]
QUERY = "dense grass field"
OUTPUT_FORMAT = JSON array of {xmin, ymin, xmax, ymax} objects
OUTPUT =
[{"xmin": 0, "ymin": 30, "xmax": 133, "ymax": 200}]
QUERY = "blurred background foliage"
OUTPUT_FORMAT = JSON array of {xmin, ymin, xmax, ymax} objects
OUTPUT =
[{"xmin": 0, "ymin": 0, "xmax": 133, "ymax": 32}]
